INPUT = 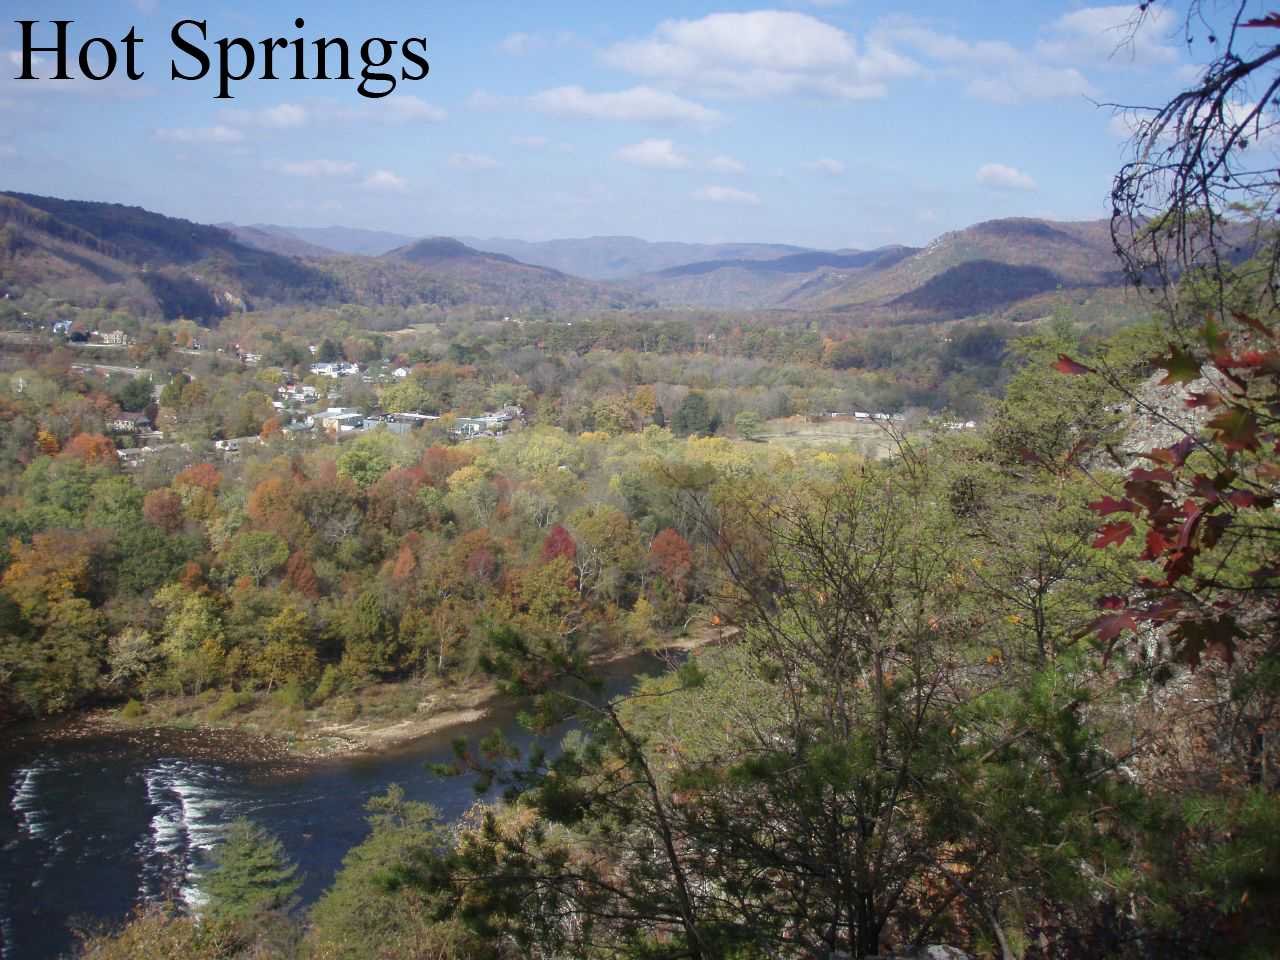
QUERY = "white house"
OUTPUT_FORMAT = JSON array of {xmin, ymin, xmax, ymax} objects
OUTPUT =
[{"xmin": 310, "ymin": 361, "xmax": 361, "ymax": 378}]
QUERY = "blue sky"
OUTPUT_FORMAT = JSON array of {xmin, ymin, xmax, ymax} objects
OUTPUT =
[{"xmin": 0, "ymin": 2, "xmax": 1216, "ymax": 248}]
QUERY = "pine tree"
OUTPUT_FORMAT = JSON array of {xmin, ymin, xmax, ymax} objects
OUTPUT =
[
  {"xmin": 671, "ymin": 390, "xmax": 716, "ymax": 436},
  {"xmin": 199, "ymin": 817, "xmax": 301, "ymax": 922}
]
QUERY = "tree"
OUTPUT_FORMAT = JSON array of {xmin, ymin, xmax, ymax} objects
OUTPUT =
[
  {"xmin": 631, "ymin": 385, "xmax": 657, "ymax": 423},
  {"xmin": 304, "ymin": 786, "xmax": 469, "ymax": 959},
  {"xmin": 380, "ymin": 379, "xmax": 429, "ymax": 414},
  {"xmin": 142, "ymin": 490, "xmax": 185, "ymax": 531},
  {"xmin": 671, "ymin": 390, "xmax": 717, "ymax": 437},
  {"xmin": 284, "ymin": 552, "xmax": 320, "ymax": 599},
  {"xmin": 733, "ymin": 410, "xmax": 763, "ymax": 441},
  {"xmin": 259, "ymin": 417, "xmax": 283, "ymax": 441},
  {"xmin": 540, "ymin": 524, "xmax": 576, "ymax": 564},
  {"xmin": 338, "ymin": 591, "xmax": 399, "ymax": 677},
  {"xmin": 111, "ymin": 376, "xmax": 154, "ymax": 413},
  {"xmin": 421, "ymin": 459, "xmax": 1117, "ymax": 958},
  {"xmin": 592, "ymin": 394, "xmax": 632, "ymax": 434},
  {"xmin": 153, "ymin": 584, "xmax": 225, "ymax": 695},
  {"xmin": 62, "ymin": 433, "xmax": 118, "ymax": 468},
  {"xmin": 647, "ymin": 528, "xmax": 692, "ymax": 596},
  {"xmin": 200, "ymin": 817, "xmax": 301, "ymax": 923},
  {"xmin": 1111, "ymin": 3, "xmax": 1280, "ymax": 323},
  {"xmin": 252, "ymin": 605, "xmax": 318, "ymax": 692},
  {"xmin": 1052, "ymin": 13, "xmax": 1280, "ymax": 951},
  {"xmin": 107, "ymin": 628, "xmax": 158, "ymax": 686},
  {"xmin": 223, "ymin": 531, "xmax": 288, "ymax": 587},
  {"xmin": 338, "ymin": 440, "xmax": 392, "ymax": 491}
]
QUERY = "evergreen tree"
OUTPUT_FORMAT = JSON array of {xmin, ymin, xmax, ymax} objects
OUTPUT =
[
  {"xmin": 304, "ymin": 786, "xmax": 472, "ymax": 959},
  {"xmin": 199, "ymin": 817, "xmax": 301, "ymax": 923},
  {"xmin": 671, "ymin": 390, "xmax": 716, "ymax": 436}
]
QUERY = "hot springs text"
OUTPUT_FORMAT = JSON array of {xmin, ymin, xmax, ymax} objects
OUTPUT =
[{"xmin": 14, "ymin": 19, "xmax": 430, "ymax": 99}]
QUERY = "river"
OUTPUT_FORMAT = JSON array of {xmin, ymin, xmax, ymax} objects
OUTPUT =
[{"xmin": 0, "ymin": 654, "xmax": 666, "ymax": 960}]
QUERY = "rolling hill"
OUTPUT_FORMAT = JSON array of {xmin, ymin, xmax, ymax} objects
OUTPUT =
[
  {"xmin": 1, "ymin": 195, "xmax": 1130, "ymax": 325},
  {"xmin": 383, "ymin": 237, "xmax": 647, "ymax": 311},
  {"xmin": 620, "ymin": 218, "xmax": 1123, "ymax": 317},
  {"xmin": 0, "ymin": 192, "xmax": 344, "ymax": 320},
  {"xmin": 0, "ymin": 194, "xmax": 646, "ymax": 321},
  {"xmin": 238, "ymin": 223, "xmax": 419, "ymax": 257},
  {"xmin": 456, "ymin": 235, "xmax": 811, "ymax": 280},
  {"xmin": 216, "ymin": 223, "xmax": 335, "ymax": 259},
  {"xmin": 621, "ymin": 245, "xmax": 919, "ymax": 309}
]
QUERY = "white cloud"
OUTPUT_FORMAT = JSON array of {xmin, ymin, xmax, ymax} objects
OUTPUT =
[
  {"xmin": 501, "ymin": 32, "xmax": 541, "ymax": 55},
  {"xmin": 362, "ymin": 170, "xmax": 408, "ymax": 191},
  {"xmin": 602, "ymin": 11, "xmax": 918, "ymax": 101},
  {"xmin": 124, "ymin": 0, "xmax": 158, "ymax": 11},
  {"xmin": 976, "ymin": 162, "xmax": 1037, "ymax": 192},
  {"xmin": 446, "ymin": 152, "xmax": 502, "ymax": 170},
  {"xmin": 616, "ymin": 139, "xmax": 746, "ymax": 174},
  {"xmin": 525, "ymin": 85, "xmax": 725, "ymax": 128},
  {"xmin": 695, "ymin": 185, "xmax": 760, "ymax": 205},
  {"xmin": 801, "ymin": 157, "xmax": 845, "ymax": 175},
  {"xmin": 510, "ymin": 134, "xmax": 548, "ymax": 149},
  {"xmin": 963, "ymin": 64, "xmax": 1093, "ymax": 104},
  {"xmin": 376, "ymin": 95, "xmax": 448, "ymax": 124},
  {"xmin": 616, "ymin": 138, "xmax": 691, "ymax": 170},
  {"xmin": 152, "ymin": 125, "xmax": 244, "ymax": 144},
  {"xmin": 871, "ymin": 18, "xmax": 1094, "ymax": 103},
  {"xmin": 216, "ymin": 96, "xmax": 445, "ymax": 132},
  {"xmin": 708, "ymin": 155, "xmax": 746, "ymax": 174},
  {"xmin": 219, "ymin": 103, "xmax": 308, "ymax": 129},
  {"xmin": 278, "ymin": 159, "xmax": 357, "ymax": 177},
  {"xmin": 1036, "ymin": 5, "xmax": 1180, "ymax": 67},
  {"xmin": 500, "ymin": 31, "xmax": 578, "ymax": 55}
]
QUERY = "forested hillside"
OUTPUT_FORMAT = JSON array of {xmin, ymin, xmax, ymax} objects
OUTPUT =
[
  {"xmin": 621, "ymin": 218, "xmax": 1120, "ymax": 315},
  {"xmin": 0, "ymin": 195, "xmax": 646, "ymax": 322}
]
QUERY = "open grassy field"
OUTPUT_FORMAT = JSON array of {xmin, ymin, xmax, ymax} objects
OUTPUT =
[{"xmin": 755, "ymin": 415, "xmax": 906, "ymax": 459}]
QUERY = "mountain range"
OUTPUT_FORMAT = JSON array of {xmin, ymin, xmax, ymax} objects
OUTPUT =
[
  {"xmin": 232, "ymin": 216, "xmax": 1124, "ymax": 316},
  {"xmin": 0, "ymin": 190, "xmax": 1128, "ymax": 324},
  {"xmin": 0, "ymin": 193, "xmax": 645, "ymax": 320}
]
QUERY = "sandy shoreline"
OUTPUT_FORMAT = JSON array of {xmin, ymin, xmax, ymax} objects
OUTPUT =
[{"xmin": 309, "ymin": 703, "xmax": 494, "ymax": 756}]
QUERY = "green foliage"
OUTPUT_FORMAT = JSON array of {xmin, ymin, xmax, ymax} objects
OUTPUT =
[
  {"xmin": 69, "ymin": 906, "xmax": 239, "ymax": 960},
  {"xmin": 732, "ymin": 410, "xmax": 762, "ymax": 440},
  {"xmin": 332, "ymin": 697, "xmax": 361, "ymax": 722},
  {"xmin": 303, "ymin": 786, "xmax": 471, "ymax": 959},
  {"xmin": 199, "ymin": 817, "xmax": 301, "ymax": 923},
  {"xmin": 337, "ymin": 436, "xmax": 396, "ymax": 490},
  {"xmin": 671, "ymin": 389, "xmax": 718, "ymax": 437},
  {"xmin": 206, "ymin": 689, "xmax": 252, "ymax": 722},
  {"xmin": 223, "ymin": 531, "xmax": 289, "ymax": 586}
]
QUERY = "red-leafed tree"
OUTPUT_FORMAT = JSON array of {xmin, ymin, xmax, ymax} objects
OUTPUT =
[
  {"xmin": 142, "ymin": 489, "xmax": 185, "ymax": 531},
  {"xmin": 541, "ymin": 523, "xmax": 576, "ymax": 564},
  {"xmin": 62, "ymin": 433, "xmax": 117, "ymax": 467},
  {"xmin": 648, "ymin": 528, "xmax": 693, "ymax": 594},
  {"xmin": 284, "ymin": 552, "xmax": 320, "ymax": 599},
  {"xmin": 174, "ymin": 462, "xmax": 222, "ymax": 493}
]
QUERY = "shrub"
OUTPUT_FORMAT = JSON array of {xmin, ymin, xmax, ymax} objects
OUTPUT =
[
  {"xmin": 206, "ymin": 689, "xmax": 252, "ymax": 722},
  {"xmin": 333, "ymin": 697, "xmax": 361, "ymax": 722},
  {"xmin": 271, "ymin": 679, "xmax": 305, "ymax": 712},
  {"xmin": 311, "ymin": 665, "xmax": 344, "ymax": 705}
]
